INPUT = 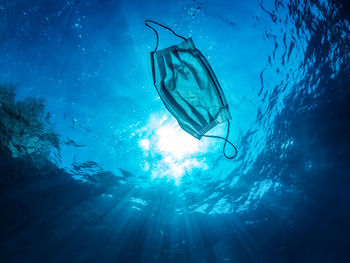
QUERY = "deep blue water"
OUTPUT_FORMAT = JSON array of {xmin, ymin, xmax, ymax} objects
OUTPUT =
[{"xmin": 0, "ymin": 0, "xmax": 350, "ymax": 262}]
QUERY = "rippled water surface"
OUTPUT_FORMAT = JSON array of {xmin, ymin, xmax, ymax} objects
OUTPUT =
[{"xmin": 1, "ymin": 0, "xmax": 349, "ymax": 262}]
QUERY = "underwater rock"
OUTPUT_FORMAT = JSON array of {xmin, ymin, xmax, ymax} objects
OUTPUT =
[{"xmin": 0, "ymin": 85, "xmax": 60, "ymax": 161}]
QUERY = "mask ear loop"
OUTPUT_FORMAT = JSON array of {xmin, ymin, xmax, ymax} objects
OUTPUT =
[
  {"xmin": 202, "ymin": 121, "xmax": 238, "ymax": 159},
  {"xmin": 145, "ymin": 19, "xmax": 187, "ymax": 53}
]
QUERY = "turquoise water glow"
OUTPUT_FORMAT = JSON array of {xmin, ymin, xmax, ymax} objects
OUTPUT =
[{"xmin": 1, "ymin": 0, "xmax": 350, "ymax": 262}]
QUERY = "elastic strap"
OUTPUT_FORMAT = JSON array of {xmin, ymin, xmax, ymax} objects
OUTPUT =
[
  {"xmin": 145, "ymin": 19, "xmax": 187, "ymax": 53},
  {"xmin": 202, "ymin": 121, "xmax": 238, "ymax": 159}
]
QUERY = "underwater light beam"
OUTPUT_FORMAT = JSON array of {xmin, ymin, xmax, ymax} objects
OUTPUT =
[
  {"xmin": 138, "ymin": 117, "xmax": 210, "ymax": 184},
  {"xmin": 155, "ymin": 123, "xmax": 202, "ymax": 159}
]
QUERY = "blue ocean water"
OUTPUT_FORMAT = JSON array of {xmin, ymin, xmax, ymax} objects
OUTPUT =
[{"xmin": 0, "ymin": 0, "xmax": 349, "ymax": 262}]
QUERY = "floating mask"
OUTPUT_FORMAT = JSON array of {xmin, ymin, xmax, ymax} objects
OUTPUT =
[{"xmin": 145, "ymin": 20, "xmax": 237, "ymax": 159}]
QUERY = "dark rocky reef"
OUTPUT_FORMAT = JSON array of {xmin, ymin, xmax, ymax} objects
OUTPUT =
[{"xmin": 0, "ymin": 85, "xmax": 59, "ymax": 161}]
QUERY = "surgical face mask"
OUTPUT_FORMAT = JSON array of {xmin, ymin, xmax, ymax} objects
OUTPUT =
[{"xmin": 145, "ymin": 20, "xmax": 237, "ymax": 159}]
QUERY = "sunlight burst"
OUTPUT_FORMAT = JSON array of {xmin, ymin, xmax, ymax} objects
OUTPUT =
[
  {"xmin": 137, "ymin": 115, "xmax": 210, "ymax": 184},
  {"xmin": 155, "ymin": 123, "xmax": 201, "ymax": 159}
]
